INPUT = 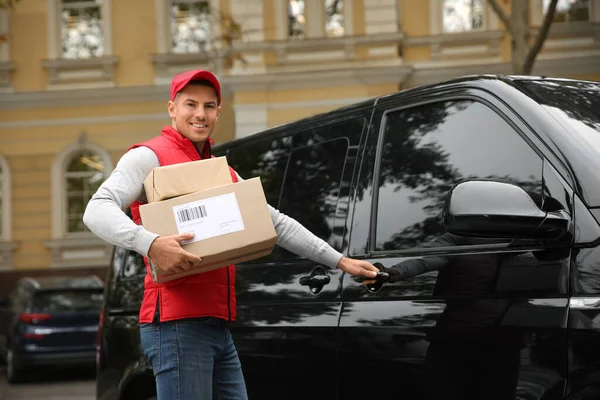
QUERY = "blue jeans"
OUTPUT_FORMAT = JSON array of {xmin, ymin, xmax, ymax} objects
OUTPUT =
[{"xmin": 140, "ymin": 317, "xmax": 248, "ymax": 400}]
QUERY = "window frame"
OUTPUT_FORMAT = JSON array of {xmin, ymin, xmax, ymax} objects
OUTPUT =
[
  {"xmin": 43, "ymin": 0, "xmax": 117, "ymax": 89},
  {"xmin": 275, "ymin": 0, "xmax": 354, "ymax": 40},
  {"xmin": 0, "ymin": 9, "xmax": 13, "ymax": 91},
  {"xmin": 430, "ymin": 0, "xmax": 500, "ymax": 34},
  {"xmin": 64, "ymin": 150, "xmax": 107, "ymax": 234},
  {"xmin": 51, "ymin": 139, "xmax": 113, "ymax": 239},
  {"xmin": 533, "ymin": 0, "xmax": 597, "ymax": 25},
  {"xmin": 0, "ymin": 155, "xmax": 11, "ymax": 242},
  {"xmin": 324, "ymin": 0, "xmax": 346, "ymax": 38},
  {"xmin": 368, "ymin": 95, "xmax": 544, "ymax": 256},
  {"xmin": 442, "ymin": 0, "xmax": 486, "ymax": 33},
  {"xmin": 155, "ymin": 0, "xmax": 221, "ymax": 55},
  {"xmin": 0, "ymin": 9, "xmax": 8, "ymax": 62},
  {"xmin": 47, "ymin": 0, "xmax": 113, "ymax": 60}
]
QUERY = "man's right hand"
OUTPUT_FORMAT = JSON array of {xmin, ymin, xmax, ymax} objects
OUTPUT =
[{"xmin": 148, "ymin": 232, "xmax": 203, "ymax": 274}]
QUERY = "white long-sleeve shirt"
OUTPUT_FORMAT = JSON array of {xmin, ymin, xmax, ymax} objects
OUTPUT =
[{"xmin": 83, "ymin": 146, "xmax": 344, "ymax": 268}]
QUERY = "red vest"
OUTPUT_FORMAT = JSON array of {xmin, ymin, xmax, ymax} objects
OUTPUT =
[{"xmin": 129, "ymin": 126, "xmax": 238, "ymax": 323}]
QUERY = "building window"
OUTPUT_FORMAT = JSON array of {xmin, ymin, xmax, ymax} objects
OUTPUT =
[
  {"xmin": 47, "ymin": 0, "xmax": 113, "ymax": 60},
  {"xmin": 60, "ymin": 0, "xmax": 103, "ymax": 59},
  {"xmin": 288, "ymin": 0, "xmax": 306, "ymax": 38},
  {"xmin": 0, "ymin": 156, "xmax": 10, "ymax": 242},
  {"xmin": 276, "ymin": 0, "xmax": 353, "ymax": 41},
  {"xmin": 170, "ymin": 0, "xmax": 211, "ymax": 53},
  {"xmin": 325, "ymin": 0, "xmax": 344, "ymax": 37},
  {"xmin": 0, "ymin": 9, "xmax": 14, "ymax": 90},
  {"xmin": 64, "ymin": 150, "xmax": 105, "ymax": 233},
  {"xmin": 44, "ymin": 0, "xmax": 116, "ymax": 88},
  {"xmin": 155, "ymin": 0, "xmax": 220, "ymax": 55},
  {"xmin": 51, "ymin": 137, "xmax": 112, "ymax": 238},
  {"xmin": 545, "ymin": 0, "xmax": 589, "ymax": 23},
  {"xmin": 442, "ymin": 0, "xmax": 484, "ymax": 32},
  {"xmin": 0, "ymin": 156, "xmax": 15, "ymax": 270}
]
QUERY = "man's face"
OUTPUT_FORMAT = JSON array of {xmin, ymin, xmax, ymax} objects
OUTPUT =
[{"xmin": 168, "ymin": 83, "xmax": 220, "ymax": 148}]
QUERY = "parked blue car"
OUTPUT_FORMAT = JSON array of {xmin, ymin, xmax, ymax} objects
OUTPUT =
[{"xmin": 0, "ymin": 275, "xmax": 104, "ymax": 383}]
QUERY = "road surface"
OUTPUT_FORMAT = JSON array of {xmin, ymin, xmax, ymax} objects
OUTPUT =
[{"xmin": 0, "ymin": 366, "xmax": 95, "ymax": 400}]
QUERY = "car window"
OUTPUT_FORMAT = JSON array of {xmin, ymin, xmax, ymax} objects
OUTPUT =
[
  {"xmin": 112, "ymin": 246, "xmax": 127, "ymax": 276},
  {"xmin": 226, "ymin": 119, "xmax": 363, "ymax": 263},
  {"xmin": 32, "ymin": 289, "xmax": 104, "ymax": 313},
  {"xmin": 273, "ymin": 137, "xmax": 350, "ymax": 260},
  {"xmin": 270, "ymin": 119, "xmax": 364, "ymax": 261},
  {"xmin": 11, "ymin": 283, "xmax": 30, "ymax": 312},
  {"xmin": 7, "ymin": 286, "xmax": 19, "ymax": 308},
  {"xmin": 112, "ymin": 248, "xmax": 146, "ymax": 281},
  {"xmin": 515, "ymin": 80, "xmax": 600, "ymax": 150},
  {"xmin": 224, "ymin": 135, "xmax": 292, "ymax": 207},
  {"xmin": 515, "ymin": 79, "xmax": 600, "ymax": 206},
  {"xmin": 374, "ymin": 99, "xmax": 543, "ymax": 252},
  {"xmin": 110, "ymin": 250, "xmax": 146, "ymax": 308},
  {"xmin": 121, "ymin": 249, "xmax": 145, "ymax": 278}
]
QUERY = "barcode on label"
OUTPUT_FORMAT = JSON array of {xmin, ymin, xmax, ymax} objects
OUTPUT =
[{"xmin": 177, "ymin": 205, "xmax": 208, "ymax": 223}]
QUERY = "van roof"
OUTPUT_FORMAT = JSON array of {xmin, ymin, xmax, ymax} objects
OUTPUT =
[{"xmin": 214, "ymin": 74, "xmax": 594, "ymax": 151}]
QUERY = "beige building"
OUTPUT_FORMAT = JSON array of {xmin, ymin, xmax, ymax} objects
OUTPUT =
[{"xmin": 0, "ymin": 0, "xmax": 599, "ymax": 287}]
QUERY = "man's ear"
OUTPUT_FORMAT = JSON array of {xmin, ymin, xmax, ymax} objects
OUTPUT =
[
  {"xmin": 168, "ymin": 100, "xmax": 176, "ymax": 119},
  {"xmin": 216, "ymin": 105, "xmax": 221, "ymax": 121}
]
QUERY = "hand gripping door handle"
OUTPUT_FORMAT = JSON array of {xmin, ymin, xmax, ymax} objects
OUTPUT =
[
  {"xmin": 299, "ymin": 266, "xmax": 331, "ymax": 294},
  {"xmin": 354, "ymin": 262, "xmax": 389, "ymax": 293}
]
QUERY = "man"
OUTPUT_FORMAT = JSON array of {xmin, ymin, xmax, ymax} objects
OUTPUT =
[{"xmin": 83, "ymin": 69, "xmax": 378, "ymax": 400}]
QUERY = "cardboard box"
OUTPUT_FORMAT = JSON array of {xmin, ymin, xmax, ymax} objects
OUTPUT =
[
  {"xmin": 143, "ymin": 157, "xmax": 232, "ymax": 203},
  {"xmin": 139, "ymin": 177, "xmax": 278, "ymax": 283}
]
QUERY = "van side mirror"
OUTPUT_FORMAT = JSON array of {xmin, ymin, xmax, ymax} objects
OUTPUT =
[{"xmin": 442, "ymin": 180, "xmax": 570, "ymax": 241}]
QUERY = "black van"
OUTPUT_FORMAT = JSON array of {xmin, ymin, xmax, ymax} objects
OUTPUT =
[{"xmin": 96, "ymin": 75, "xmax": 600, "ymax": 400}]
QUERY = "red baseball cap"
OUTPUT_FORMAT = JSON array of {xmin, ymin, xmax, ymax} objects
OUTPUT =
[{"xmin": 170, "ymin": 69, "xmax": 221, "ymax": 104}]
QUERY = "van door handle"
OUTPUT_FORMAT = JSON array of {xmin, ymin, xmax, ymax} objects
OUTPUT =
[
  {"xmin": 353, "ymin": 262, "xmax": 390, "ymax": 293},
  {"xmin": 300, "ymin": 275, "xmax": 330, "ymax": 286},
  {"xmin": 299, "ymin": 267, "xmax": 331, "ymax": 294}
]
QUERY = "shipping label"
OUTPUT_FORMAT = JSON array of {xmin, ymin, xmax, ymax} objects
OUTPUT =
[{"xmin": 172, "ymin": 192, "xmax": 245, "ymax": 244}]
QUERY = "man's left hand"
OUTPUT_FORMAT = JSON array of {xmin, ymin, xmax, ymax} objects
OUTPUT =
[{"xmin": 336, "ymin": 256, "xmax": 379, "ymax": 277}]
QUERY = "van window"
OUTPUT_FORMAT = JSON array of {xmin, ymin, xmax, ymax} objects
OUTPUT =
[
  {"xmin": 374, "ymin": 99, "xmax": 543, "ymax": 251},
  {"xmin": 225, "ymin": 136, "xmax": 292, "ymax": 207},
  {"xmin": 274, "ymin": 137, "xmax": 350, "ymax": 260},
  {"xmin": 516, "ymin": 79, "xmax": 600, "ymax": 206},
  {"xmin": 112, "ymin": 246, "xmax": 126, "ymax": 276},
  {"xmin": 11, "ymin": 284, "xmax": 30, "ymax": 312},
  {"xmin": 120, "ymin": 249, "xmax": 146, "ymax": 279},
  {"xmin": 225, "ymin": 118, "xmax": 363, "ymax": 263}
]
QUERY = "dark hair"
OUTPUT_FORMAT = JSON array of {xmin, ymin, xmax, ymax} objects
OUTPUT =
[{"xmin": 187, "ymin": 80, "xmax": 216, "ymax": 89}]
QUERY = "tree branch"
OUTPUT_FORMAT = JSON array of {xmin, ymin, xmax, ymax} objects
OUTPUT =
[
  {"xmin": 326, "ymin": 0, "xmax": 341, "ymax": 17},
  {"xmin": 486, "ymin": 0, "xmax": 512, "ymax": 33},
  {"xmin": 523, "ymin": 0, "xmax": 558, "ymax": 74}
]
